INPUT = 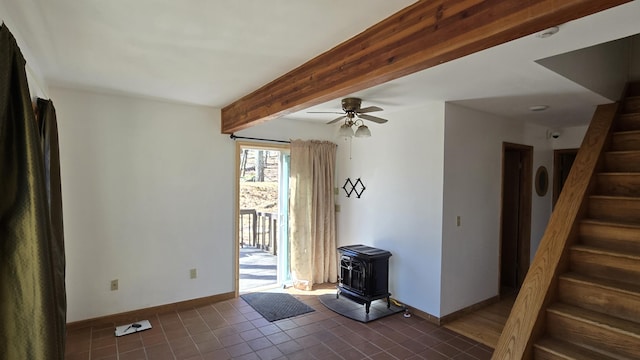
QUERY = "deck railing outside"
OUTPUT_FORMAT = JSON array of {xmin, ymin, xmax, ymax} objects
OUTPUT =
[{"xmin": 239, "ymin": 209, "xmax": 277, "ymax": 255}]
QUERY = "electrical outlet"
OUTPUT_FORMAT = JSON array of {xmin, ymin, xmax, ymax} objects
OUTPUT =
[
  {"xmin": 190, "ymin": 268, "xmax": 197, "ymax": 279},
  {"xmin": 456, "ymin": 216, "xmax": 461, "ymax": 227},
  {"xmin": 335, "ymin": 204, "xmax": 341, "ymax": 213},
  {"xmin": 110, "ymin": 279, "xmax": 118, "ymax": 291}
]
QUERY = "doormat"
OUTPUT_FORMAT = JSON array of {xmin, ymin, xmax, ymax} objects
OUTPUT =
[
  {"xmin": 319, "ymin": 294, "xmax": 404, "ymax": 323},
  {"xmin": 241, "ymin": 292, "xmax": 314, "ymax": 322},
  {"xmin": 114, "ymin": 320, "xmax": 152, "ymax": 337}
]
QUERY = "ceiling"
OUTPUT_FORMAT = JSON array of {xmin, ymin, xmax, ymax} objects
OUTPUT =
[
  {"xmin": 291, "ymin": 1, "xmax": 640, "ymax": 129},
  {"xmin": 3, "ymin": 0, "xmax": 640, "ymax": 130},
  {"xmin": 1, "ymin": 0, "xmax": 414, "ymax": 105}
]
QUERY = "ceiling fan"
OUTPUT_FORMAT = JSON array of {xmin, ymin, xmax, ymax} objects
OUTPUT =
[{"xmin": 308, "ymin": 97, "xmax": 388, "ymax": 138}]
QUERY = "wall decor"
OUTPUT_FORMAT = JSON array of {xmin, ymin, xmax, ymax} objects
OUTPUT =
[
  {"xmin": 342, "ymin": 178, "xmax": 366, "ymax": 198},
  {"xmin": 535, "ymin": 166, "xmax": 549, "ymax": 196}
]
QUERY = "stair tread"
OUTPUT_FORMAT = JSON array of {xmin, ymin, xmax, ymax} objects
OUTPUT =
[
  {"xmin": 548, "ymin": 303, "xmax": 640, "ymax": 338},
  {"xmin": 612, "ymin": 130, "xmax": 640, "ymax": 136},
  {"xmin": 596, "ymin": 172, "xmax": 640, "ymax": 176},
  {"xmin": 581, "ymin": 218, "xmax": 640, "ymax": 230},
  {"xmin": 535, "ymin": 337, "xmax": 621, "ymax": 360},
  {"xmin": 571, "ymin": 244, "xmax": 640, "ymax": 260},
  {"xmin": 560, "ymin": 272, "xmax": 640, "ymax": 296},
  {"xmin": 605, "ymin": 150, "xmax": 640, "ymax": 154},
  {"xmin": 589, "ymin": 194, "xmax": 640, "ymax": 200}
]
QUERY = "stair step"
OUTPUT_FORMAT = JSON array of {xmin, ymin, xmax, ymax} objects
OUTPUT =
[
  {"xmin": 588, "ymin": 195, "xmax": 640, "ymax": 222},
  {"xmin": 595, "ymin": 173, "xmax": 640, "ymax": 197},
  {"xmin": 570, "ymin": 245, "xmax": 640, "ymax": 286},
  {"xmin": 611, "ymin": 130, "xmax": 640, "ymax": 151},
  {"xmin": 534, "ymin": 337, "xmax": 620, "ymax": 360},
  {"xmin": 604, "ymin": 151, "xmax": 640, "ymax": 172},
  {"xmin": 558, "ymin": 272, "xmax": 640, "ymax": 324},
  {"xmin": 623, "ymin": 96, "xmax": 640, "ymax": 114},
  {"xmin": 627, "ymin": 82, "xmax": 640, "ymax": 98},
  {"xmin": 580, "ymin": 219, "xmax": 640, "ymax": 255},
  {"xmin": 546, "ymin": 303, "xmax": 640, "ymax": 359},
  {"xmin": 617, "ymin": 113, "xmax": 640, "ymax": 132}
]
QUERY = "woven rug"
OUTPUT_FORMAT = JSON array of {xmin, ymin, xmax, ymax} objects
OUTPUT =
[
  {"xmin": 241, "ymin": 292, "xmax": 314, "ymax": 322},
  {"xmin": 319, "ymin": 293, "xmax": 404, "ymax": 323}
]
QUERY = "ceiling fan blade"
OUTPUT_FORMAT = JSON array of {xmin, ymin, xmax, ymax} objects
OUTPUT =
[
  {"xmin": 307, "ymin": 111, "xmax": 344, "ymax": 114},
  {"xmin": 327, "ymin": 115, "xmax": 347, "ymax": 124},
  {"xmin": 358, "ymin": 114, "xmax": 388, "ymax": 124},
  {"xmin": 357, "ymin": 106, "xmax": 383, "ymax": 113}
]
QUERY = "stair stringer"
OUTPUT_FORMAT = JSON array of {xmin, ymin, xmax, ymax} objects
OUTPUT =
[{"xmin": 491, "ymin": 103, "xmax": 619, "ymax": 360}]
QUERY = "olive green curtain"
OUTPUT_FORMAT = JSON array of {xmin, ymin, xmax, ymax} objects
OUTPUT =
[
  {"xmin": 289, "ymin": 140, "xmax": 337, "ymax": 290},
  {"xmin": 0, "ymin": 24, "xmax": 66, "ymax": 359}
]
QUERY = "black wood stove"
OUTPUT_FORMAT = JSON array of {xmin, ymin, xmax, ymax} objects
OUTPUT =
[{"xmin": 337, "ymin": 244, "xmax": 392, "ymax": 314}]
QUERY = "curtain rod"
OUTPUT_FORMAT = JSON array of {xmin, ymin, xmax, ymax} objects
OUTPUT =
[{"xmin": 229, "ymin": 134, "xmax": 290, "ymax": 144}]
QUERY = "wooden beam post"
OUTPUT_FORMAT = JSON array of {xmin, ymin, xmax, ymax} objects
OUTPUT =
[{"xmin": 221, "ymin": 0, "xmax": 630, "ymax": 133}]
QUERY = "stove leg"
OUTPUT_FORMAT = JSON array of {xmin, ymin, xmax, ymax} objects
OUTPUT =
[
  {"xmin": 387, "ymin": 296, "xmax": 391, "ymax": 309},
  {"xmin": 365, "ymin": 302, "xmax": 371, "ymax": 314}
]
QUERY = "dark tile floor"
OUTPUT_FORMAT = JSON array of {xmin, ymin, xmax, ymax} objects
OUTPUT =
[{"xmin": 65, "ymin": 287, "xmax": 493, "ymax": 359}]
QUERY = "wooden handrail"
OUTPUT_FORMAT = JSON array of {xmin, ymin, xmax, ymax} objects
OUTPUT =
[{"xmin": 491, "ymin": 103, "xmax": 618, "ymax": 360}]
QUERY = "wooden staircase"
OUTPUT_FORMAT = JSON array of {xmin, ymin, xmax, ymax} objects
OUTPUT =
[{"xmin": 533, "ymin": 86, "xmax": 640, "ymax": 359}]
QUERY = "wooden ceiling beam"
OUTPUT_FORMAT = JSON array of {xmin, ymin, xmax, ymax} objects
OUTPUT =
[{"xmin": 221, "ymin": 0, "xmax": 630, "ymax": 134}]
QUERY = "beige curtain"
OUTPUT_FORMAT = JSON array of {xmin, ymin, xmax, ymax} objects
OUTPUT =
[{"xmin": 289, "ymin": 140, "xmax": 337, "ymax": 290}]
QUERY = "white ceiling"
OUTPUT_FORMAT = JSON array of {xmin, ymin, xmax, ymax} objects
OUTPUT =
[
  {"xmin": 2, "ymin": 0, "xmax": 414, "ymax": 105},
  {"xmin": 294, "ymin": 1, "xmax": 640, "ymax": 129},
  {"xmin": 3, "ymin": 0, "xmax": 640, "ymax": 130}
]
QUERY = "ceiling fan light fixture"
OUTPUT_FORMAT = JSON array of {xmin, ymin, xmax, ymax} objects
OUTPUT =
[
  {"xmin": 355, "ymin": 124, "xmax": 371, "ymax": 138},
  {"xmin": 339, "ymin": 123, "xmax": 355, "ymax": 137}
]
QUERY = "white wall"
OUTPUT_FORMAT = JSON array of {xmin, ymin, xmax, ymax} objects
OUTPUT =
[
  {"xmin": 52, "ymin": 88, "xmax": 236, "ymax": 322},
  {"xmin": 524, "ymin": 123, "xmax": 554, "ymax": 261},
  {"xmin": 537, "ymin": 38, "xmax": 629, "ymax": 101},
  {"xmin": 439, "ymin": 106, "xmax": 588, "ymax": 317},
  {"xmin": 2, "ymin": 0, "xmax": 596, "ymax": 322},
  {"xmin": 551, "ymin": 124, "xmax": 589, "ymax": 150},
  {"xmin": 236, "ymin": 117, "xmax": 336, "ymax": 142},
  {"xmin": 442, "ymin": 104, "xmax": 519, "ymax": 315},
  {"xmin": 44, "ymin": 85, "xmax": 589, "ymax": 322},
  {"xmin": 441, "ymin": 104, "xmax": 556, "ymax": 316},
  {"xmin": 335, "ymin": 102, "xmax": 445, "ymax": 317},
  {"xmin": 527, "ymin": 123, "xmax": 587, "ymax": 261},
  {"xmin": 333, "ymin": 102, "xmax": 570, "ymax": 318}
]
